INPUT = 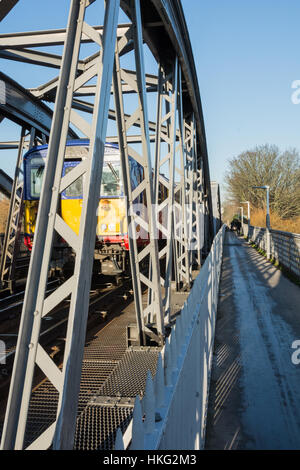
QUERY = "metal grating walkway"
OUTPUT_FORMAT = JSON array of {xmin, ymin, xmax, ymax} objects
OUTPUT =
[{"xmin": 22, "ymin": 296, "xmax": 160, "ymax": 449}]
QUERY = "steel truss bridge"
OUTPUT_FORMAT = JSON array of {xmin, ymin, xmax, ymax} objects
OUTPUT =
[{"xmin": 0, "ymin": 0, "xmax": 221, "ymax": 450}]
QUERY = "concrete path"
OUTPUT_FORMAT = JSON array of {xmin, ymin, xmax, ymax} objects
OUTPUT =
[{"xmin": 205, "ymin": 230, "xmax": 300, "ymax": 450}]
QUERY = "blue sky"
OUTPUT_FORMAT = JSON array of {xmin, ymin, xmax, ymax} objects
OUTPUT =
[
  {"xmin": 182, "ymin": 0, "xmax": 300, "ymax": 195},
  {"xmin": 1, "ymin": 1, "xmax": 300, "ymax": 199}
]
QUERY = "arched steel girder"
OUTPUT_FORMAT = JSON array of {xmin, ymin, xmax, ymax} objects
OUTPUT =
[
  {"xmin": 121, "ymin": 0, "xmax": 214, "ymax": 245},
  {"xmin": 0, "ymin": 1, "xmax": 213, "ymax": 242},
  {"xmin": 0, "ymin": 0, "xmax": 214, "ymax": 450},
  {"xmin": 0, "ymin": 2, "xmax": 213, "ymax": 238}
]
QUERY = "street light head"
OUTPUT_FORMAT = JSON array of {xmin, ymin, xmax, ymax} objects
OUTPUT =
[{"xmin": 252, "ymin": 185, "xmax": 269, "ymax": 189}]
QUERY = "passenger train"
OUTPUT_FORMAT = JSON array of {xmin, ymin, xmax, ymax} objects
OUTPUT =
[{"xmin": 23, "ymin": 139, "xmax": 167, "ymax": 276}]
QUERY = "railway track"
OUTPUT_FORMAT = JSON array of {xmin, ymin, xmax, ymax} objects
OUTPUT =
[
  {"xmin": 0, "ymin": 273, "xmax": 148, "ymax": 447},
  {"xmin": 0, "ymin": 275, "xmax": 130, "ymax": 373},
  {"xmin": 20, "ymin": 283, "xmax": 161, "ymax": 451},
  {"xmin": 0, "ymin": 279, "xmax": 60, "ymax": 326},
  {"xmin": 0, "ymin": 270, "xmax": 164, "ymax": 450},
  {"xmin": 0, "ymin": 254, "xmax": 31, "ymax": 296},
  {"xmin": 0, "ymin": 255, "xmax": 193, "ymax": 449}
]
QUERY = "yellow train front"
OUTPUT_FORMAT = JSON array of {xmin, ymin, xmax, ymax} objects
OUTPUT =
[{"xmin": 23, "ymin": 140, "xmax": 147, "ymax": 276}]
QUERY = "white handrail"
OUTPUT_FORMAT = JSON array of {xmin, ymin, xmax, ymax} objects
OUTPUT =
[{"xmin": 114, "ymin": 224, "xmax": 226, "ymax": 450}]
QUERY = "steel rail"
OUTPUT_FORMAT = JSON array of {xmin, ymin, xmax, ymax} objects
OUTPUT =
[
  {"xmin": 0, "ymin": 281, "xmax": 59, "ymax": 322},
  {"xmin": 0, "ymin": 281, "xmax": 125, "ymax": 367},
  {"xmin": 0, "ymin": 277, "xmax": 54, "ymax": 306}
]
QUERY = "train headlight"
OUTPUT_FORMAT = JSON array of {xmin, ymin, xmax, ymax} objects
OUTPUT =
[
  {"xmin": 108, "ymin": 223, "xmax": 115, "ymax": 231},
  {"xmin": 101, "ymin": 223, "xmax": 107, "ymax": 231}
]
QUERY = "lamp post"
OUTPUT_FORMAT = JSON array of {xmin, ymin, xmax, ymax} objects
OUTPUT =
[
  {"xmin": 252, "ymin": 185, "xmax": 271, "ymax": 259},
  {"xmin": 241, "ymin": 201, "xmax": 250, "ymax": 237},
  {"xmin": 238, "ymin": 206, "xmax": 244, "ymax": 236}
]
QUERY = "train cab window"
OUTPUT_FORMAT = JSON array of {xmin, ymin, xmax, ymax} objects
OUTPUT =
[
  {"xmin": 30, "ymin": 158, "xmax": 45, "ymax": 198},
  {"xmin": 63, "ymin": 165, "xmax": 83, "ymax": 198},
  {"xmin": 100, "ymin": 163, "xmax": 122, "ymax": 197}
]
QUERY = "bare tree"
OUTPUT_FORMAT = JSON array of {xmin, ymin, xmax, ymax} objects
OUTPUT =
[{"xmin": 225, "ymin": 144, "xmax": 300, "ymax": 219}]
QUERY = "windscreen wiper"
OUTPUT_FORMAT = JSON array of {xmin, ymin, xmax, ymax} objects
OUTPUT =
[{"xmin": 107, "ymin": 162, "xmax": 120, "ymax": 183}]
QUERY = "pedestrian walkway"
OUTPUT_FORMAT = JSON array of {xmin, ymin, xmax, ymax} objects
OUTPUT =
[{"xmin": 205, "ymin": 230, "xmax": 300, "ymax": 450}]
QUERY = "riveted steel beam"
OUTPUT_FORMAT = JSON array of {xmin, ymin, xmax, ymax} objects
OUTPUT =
[
  {"xmin": 0, "ymin": 24, "xmax": 130, "ymax": 48},
  {"xmin": 151, "ymin": 59, "xmax": 178, "ymax": 324},
  {"xmin": 113, "ymin": 0, "xmax": 164, "ymax": 345},
  {"xmin": 29, "ymin": 68, "xmax": 157, "ymax": 100},
  {"xmin": 173, "ymin": 70, "xmax": 192, "ymax": 290}
]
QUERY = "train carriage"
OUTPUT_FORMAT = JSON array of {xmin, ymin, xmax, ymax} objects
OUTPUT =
[{"xmin": 23, "ymin": 140, "xmax": 151, "ymax": 276}]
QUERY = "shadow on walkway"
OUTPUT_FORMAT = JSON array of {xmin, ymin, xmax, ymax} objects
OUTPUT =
[{"xmin": 205, "ymin": 230, "xmax": 300, "ymax": 450}]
